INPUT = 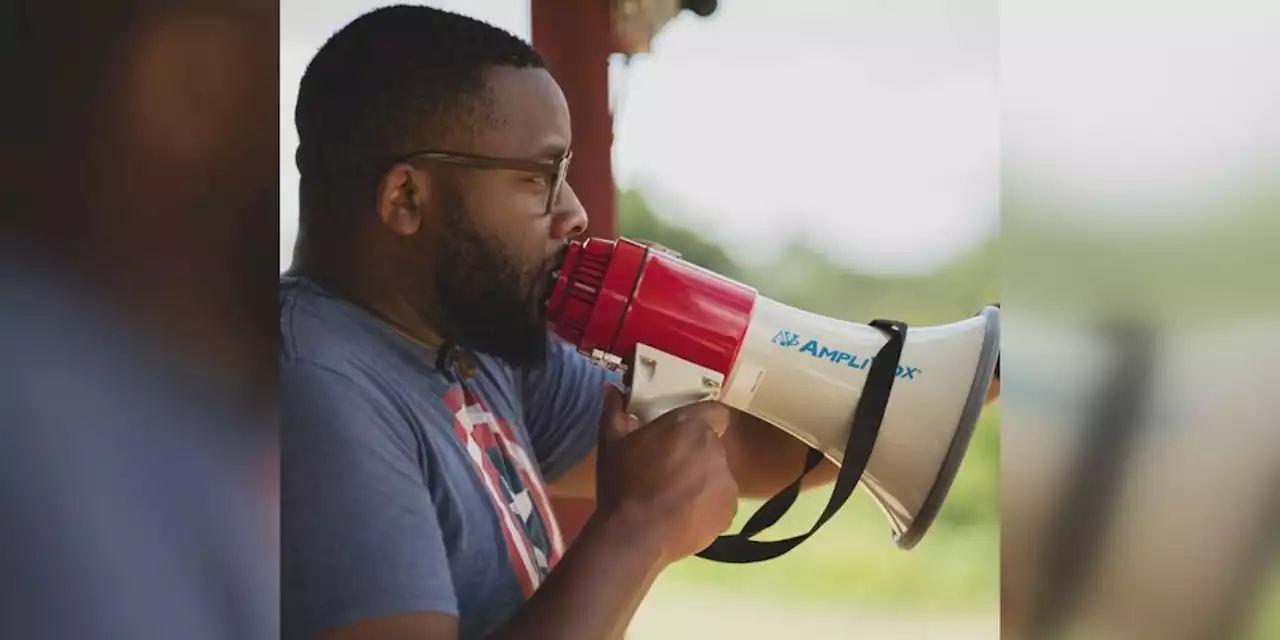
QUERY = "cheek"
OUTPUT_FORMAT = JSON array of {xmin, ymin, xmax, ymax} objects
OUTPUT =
[
  {"xmin": 498, "ymin": 212, "xmax": 557, "ymax": 260},
  {"xmin": 486, "ymin": 220, "xmax": 551, "ymax": 279},
  {"xmin": 455, "ymin": 180, "xmax": 557, "ymax": 262},
  {"xmin": 466, "ymin": 174, "xmax": 546, "ymax": 220}
]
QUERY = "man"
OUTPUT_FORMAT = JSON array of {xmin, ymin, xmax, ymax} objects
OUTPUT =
[{"xmin": 280, "ymin": 5, "xmax": 951, "ymax": 639}]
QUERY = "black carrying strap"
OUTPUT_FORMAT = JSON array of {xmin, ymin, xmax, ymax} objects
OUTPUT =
[{"xmin": 695, "ymin": 319, "xmax": 909, "ymax": 564}]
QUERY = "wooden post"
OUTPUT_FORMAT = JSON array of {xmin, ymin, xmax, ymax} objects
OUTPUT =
[
  {"xmin": 531, "ymin": 0, "xmax": 618, "ymax": 239},
  {"xmin": 531, "ymin": 0, "xmax": 617, "ymax": 547}
]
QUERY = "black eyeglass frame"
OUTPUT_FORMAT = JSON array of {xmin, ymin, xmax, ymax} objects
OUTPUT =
[{"xmin": 389, "ymin": 149, "xmax": 573, "ymax": 216}]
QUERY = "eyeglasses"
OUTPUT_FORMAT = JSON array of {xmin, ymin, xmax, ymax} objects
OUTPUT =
[{"xmin": 391, "ymin": 149, "xmax": 572, "ymax": 216}]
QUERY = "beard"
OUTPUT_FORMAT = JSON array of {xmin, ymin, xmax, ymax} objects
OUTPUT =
[{"xmin": 429, "ymin": 188, "xmax": 563, "ymax": 370}]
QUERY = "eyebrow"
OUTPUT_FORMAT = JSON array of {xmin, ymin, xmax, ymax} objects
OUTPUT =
[{"xmin": 532, "ymin": 140, "xmax": 569, "ymax": 161}]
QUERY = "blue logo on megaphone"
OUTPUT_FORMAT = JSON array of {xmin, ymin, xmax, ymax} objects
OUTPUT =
[{"xmin": 771, "ymin": 329, "xmax": 921, "ymax": 380}]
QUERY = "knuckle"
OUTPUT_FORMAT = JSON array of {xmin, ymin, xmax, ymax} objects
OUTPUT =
[{"xmin": 675, "ymin": 416, "xmax": 712, "ymax": 438}]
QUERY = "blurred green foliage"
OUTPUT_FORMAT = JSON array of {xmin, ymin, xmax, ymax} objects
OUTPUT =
[
  {"xmin": 1001, "ymin": 181, "xmax": 1280, "ymax": 321},
  {"xmin": 1245, "ymin": 564, "xmax": 1280, "ymax": 639},
  {"xmin": 618, "ymin": 189, "xmax": 1000, "ymax": 612}
]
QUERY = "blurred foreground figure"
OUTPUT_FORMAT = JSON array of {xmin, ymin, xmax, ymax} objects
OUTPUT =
[
  {"xmin": 0, "ymin": 1, "xmax": 278, "ymax": 638},
  {"xmin": 1002, "ymin": 318, "xmax": 1280, "ymax": 640}
]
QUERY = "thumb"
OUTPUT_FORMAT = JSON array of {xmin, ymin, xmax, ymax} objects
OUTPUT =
[
  {"xmin": 696, "ymin": 401, "xmax": 734, "ymax": 439},
  {"xmin": 598, "ymin": 384, "xmax": 641, "ymax": 447}
]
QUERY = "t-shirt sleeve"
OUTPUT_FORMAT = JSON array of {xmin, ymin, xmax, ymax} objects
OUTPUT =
[
  {"xmin": 281, "ymin": 362, "xmax": 457, "ymax": 637},
  {"xmin": 519, "ymin": 336, "xmax": 623, "ymax": 482}
]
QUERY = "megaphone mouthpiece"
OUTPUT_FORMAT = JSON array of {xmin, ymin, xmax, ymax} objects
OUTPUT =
[{"xmin": 547, "ymin": 237, "xmax": 756, "ymax": 378}]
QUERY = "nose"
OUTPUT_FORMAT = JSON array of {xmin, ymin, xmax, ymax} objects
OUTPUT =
[{"xmin": 550, "ymin": 182, "xmax": 589, "ymax": 240}]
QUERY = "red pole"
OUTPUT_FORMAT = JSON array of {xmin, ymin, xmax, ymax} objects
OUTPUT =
[
  {"xmin": 532, "ymin": 0, "xmax": 617, "ymax": 239},
  {"xmin": 532, "ymin": 0, "xmax": 616, "ymax": 547}
]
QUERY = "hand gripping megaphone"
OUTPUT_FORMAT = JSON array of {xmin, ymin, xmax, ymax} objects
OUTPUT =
[{"xmin": 545, "ymin": 237, "xmax": 1000, "ymax": 560}]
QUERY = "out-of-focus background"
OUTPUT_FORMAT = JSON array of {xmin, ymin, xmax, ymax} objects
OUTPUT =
[
  {"xmin": 280, "ymin": 1, "xmax": 999, "ymax": 638},
  {"xmin": 1000, "ymin": 2, "xmax": 1280, "ymax": 639}
]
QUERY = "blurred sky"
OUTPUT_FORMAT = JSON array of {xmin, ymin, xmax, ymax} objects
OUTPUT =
[
  {"xmin": 1003, "ymin": 1, "xmax": 1280, "ymax": 228},
  {"xmin": 280, "ymin": 0, "xmax": 999, "ymax": 275}
]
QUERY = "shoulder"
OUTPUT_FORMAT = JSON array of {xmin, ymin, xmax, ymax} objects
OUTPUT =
[
  {"xmin": 278, "ymin": 278, "xmax": 457, "ymax": 455},
  {"xmin": 281, "ymin": 276, "xmax": 391, "ymax": 369},
  {"xmin": 278, "ymin": 276, "xmax": 444, "ymax": 394}
]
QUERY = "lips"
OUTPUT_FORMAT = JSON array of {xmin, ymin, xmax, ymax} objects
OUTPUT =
[
  {"xmin": 541, "ymin": 247, "xmax": 570, "ymax": 307},
  {"xmin": 539, "ymin": 271, "xmax": 557, "ymax": 308},
  {"xmin": 538, "ymin": 266, "xmax": 562, "ymax": 310}
]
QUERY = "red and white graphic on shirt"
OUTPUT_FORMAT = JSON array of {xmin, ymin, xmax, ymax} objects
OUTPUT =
[{"xmin": 445, "ymin": 385, "xmax": 565, "ymax": 597}]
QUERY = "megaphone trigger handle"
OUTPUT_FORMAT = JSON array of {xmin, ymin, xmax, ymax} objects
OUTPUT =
[{"xmin": 695, "ymin": 319, "xmax": 909, "ymax": 564}]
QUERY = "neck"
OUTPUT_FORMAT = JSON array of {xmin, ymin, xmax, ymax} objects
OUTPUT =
[{"xmin": 291, "ymin": 241, "xmax": 453, "ymax": 352}]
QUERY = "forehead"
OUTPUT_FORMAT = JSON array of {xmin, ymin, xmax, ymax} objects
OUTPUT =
[{"xmin": 466, "ymin": 66, "xmax": 571, "ymax": 159}]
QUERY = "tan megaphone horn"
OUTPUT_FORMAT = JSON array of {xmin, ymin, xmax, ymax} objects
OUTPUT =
[{"xmin": 546, "ymin": 237, "xmax": 1000, "ymax": 559}]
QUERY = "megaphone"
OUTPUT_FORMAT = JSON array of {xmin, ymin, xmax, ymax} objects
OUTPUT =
[{"xmin": 546, "ymin": 237, "xmax": 1000, "ymax": 556}]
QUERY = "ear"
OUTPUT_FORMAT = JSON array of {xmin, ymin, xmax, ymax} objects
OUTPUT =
[{"xmin": 376, "ymin": 163, "xmax": 430, "ymax": 236}]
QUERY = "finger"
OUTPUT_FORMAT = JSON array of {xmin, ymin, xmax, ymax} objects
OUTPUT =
[
  {"xmin": 670, "ymin": 402, "xmax": 732, "ymax": 443},
  {"xmin": 696, "ymin": 401, "xmax": 734, "ymax": 438},
  {"xmin": 599, "ymin": 384, "xmax": 640, "ymax": 446},
  {"xmin": 676, "ymin": 420, "xmax": 731, "ymax": 456},
  {"xmin": 714, "ymin": 469, "xmax": 741, "ymax": 526}
]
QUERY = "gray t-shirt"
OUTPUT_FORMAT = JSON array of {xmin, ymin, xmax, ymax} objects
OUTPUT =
[{"xmin": 280, "ymin": 276, "xmax": 616, "ymax": 639}]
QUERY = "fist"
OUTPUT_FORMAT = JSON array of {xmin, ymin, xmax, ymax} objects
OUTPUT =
[{"xmin": 595, "ymin": 385, "xmax": 739, "ymax": 564}]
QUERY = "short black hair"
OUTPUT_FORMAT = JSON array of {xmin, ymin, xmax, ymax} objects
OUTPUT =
[{"xmin": 294, "ymin": 4, "xmax": 544, "ymax": 224}]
